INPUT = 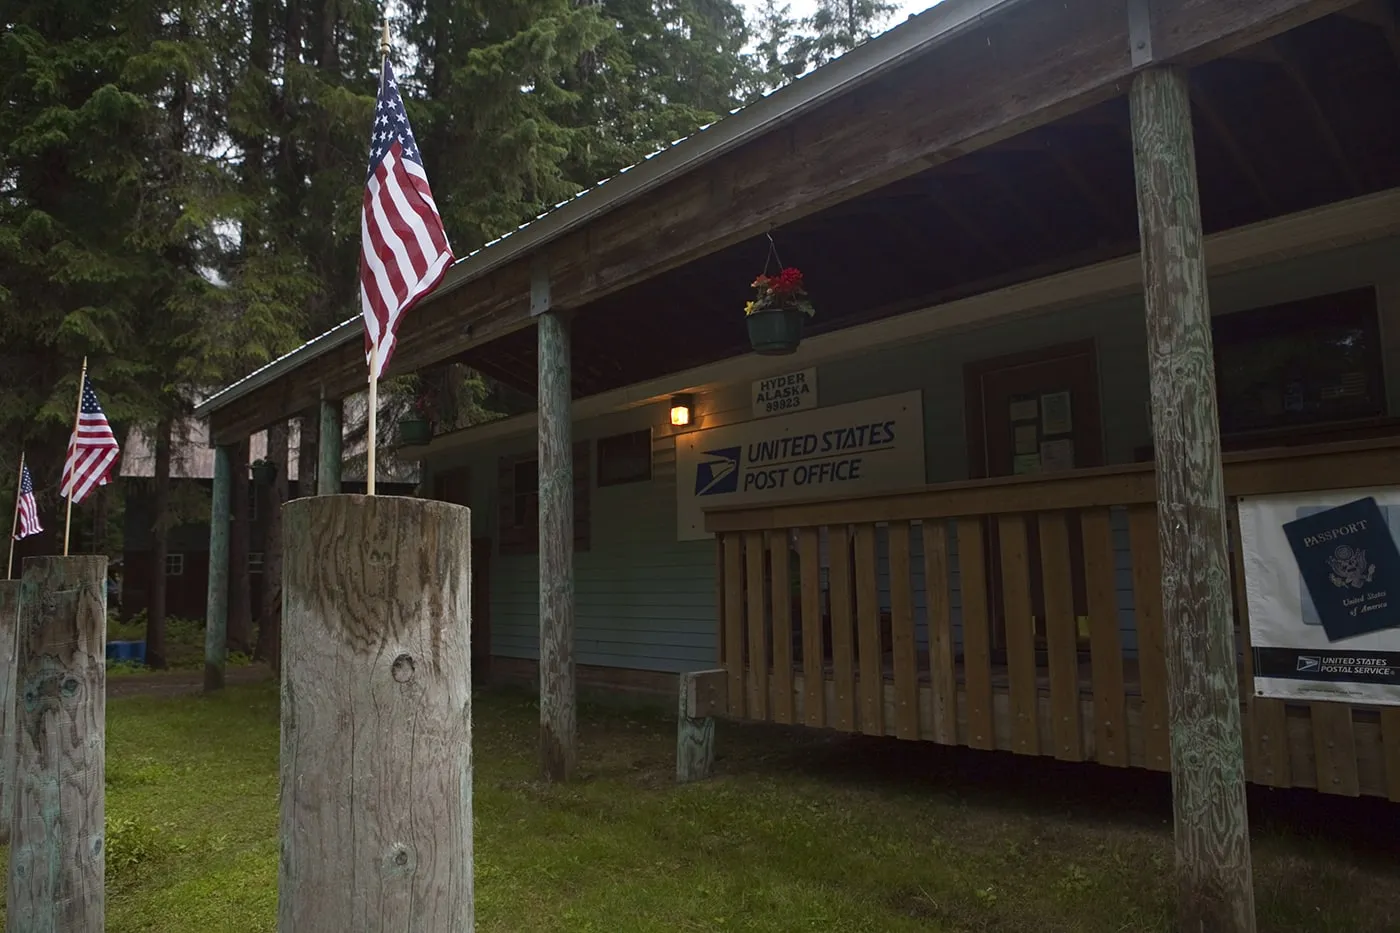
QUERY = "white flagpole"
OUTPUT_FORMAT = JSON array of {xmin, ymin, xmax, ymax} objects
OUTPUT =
[
  {"xmin": 7, "ymin": 451, "xmax": 23, "ymax": 580},
  {"xmin": 63, "ymin": 356, "xmax": 88, "ymax": 556}
]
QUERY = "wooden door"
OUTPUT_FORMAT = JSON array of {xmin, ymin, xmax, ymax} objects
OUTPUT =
[
  {"xmin": 471, "ymin": 538, "xmax": 492, "ymax": 682},
  {"xmin": 965, "ymin": 340, "xmax": 1104, "ymax": 656}
]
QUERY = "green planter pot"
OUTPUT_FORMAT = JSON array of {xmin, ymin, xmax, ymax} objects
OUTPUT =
[
  {"xmin": 746, "ymin": 306, "xmax": 805, "ymax": 355},
  {"xmin": 398, "ymin": 418, "xmax": 433, "ymax": 447},
  {"xmin": 251, "ymin": 461, "xmax": 276, "ymax": 486}
]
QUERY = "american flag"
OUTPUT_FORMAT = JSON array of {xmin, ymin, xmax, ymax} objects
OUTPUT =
[
  {"xmin": 60, "ymin": 376, "xmax": 120, "ymax": 504},
  {"xmin": 360, "ymin": 59, "xmax": 454, "ymax": 381},
  {"xmin": 14, "ymin": 463, "xmax": 41, "ymax": 540}
]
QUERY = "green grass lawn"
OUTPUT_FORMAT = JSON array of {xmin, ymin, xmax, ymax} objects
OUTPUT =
[{"xmin": 2, "ymin": 681, "xmax": 1398, "ymax": 932}]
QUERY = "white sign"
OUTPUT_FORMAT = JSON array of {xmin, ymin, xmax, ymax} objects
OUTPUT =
[
  {"xmin": 751, "ymin": 368, "xmax": 817, "ymax": 419},
  {"xmin": 675, "ymin": 391, "xmax": 925, "ymax": 541},
  {"xmin": 1239, "ymin": 489, "xmax": 1400, "ymax": 706}
]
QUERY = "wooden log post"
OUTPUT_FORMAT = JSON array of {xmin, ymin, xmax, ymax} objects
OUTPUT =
[
  {"xmin": 204, "ymin": 443, "xmax": 232, "ymax": 692},
  {"xmin": 0, "ymin": 580, "xmax": 19, "ymax": 847},
  {"xmin": 1130, "ymin": 65, "xmax": 1257, "ymax": 932},
  {"xmin": 537, "ymin": 302, "xmax": 577, "ymax": 783},
  {"xmin": 7, "ymin": 556, "xmax": 107, "ymax": 932},
  {"xmin": 676, "ymin": 670, "xmax": 720, "ymax": 783},
  {"xmin": 318, "ymin": 397, "xmax": 343, "ymax": 495},
  {"xmin": 279, "ymin": 495, "xmax": 473, "ymax": 932}
]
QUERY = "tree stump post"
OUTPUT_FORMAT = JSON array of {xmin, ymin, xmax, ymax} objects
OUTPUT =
[
  {"xmin": 279, "ymin": 495, "xmax": 473, "ymax": 933},
  {"xmin": 1130, "ymin": 65, "xmax": 1256, "ymax": 932},
  {"xmin": 7, "ymin": 556, "xmax": 107, "ymax": 932},
  {"xmin": 676, "ymin": 671, "xmax": 717, "ymax": 784},
  {"xmin": 205, "ymin": 443, "xmax": 232, "ymax": 692},
  {"xmin": 0, "ymin": 580, "xmax": 20, "ymax": 847},
  {"xmin": 318, "ymin": 397, "xmax": 343, "ymax": 495},
  {"xmin": 538, "ymin": 307, "xmax": 577, "ymax": 783}
]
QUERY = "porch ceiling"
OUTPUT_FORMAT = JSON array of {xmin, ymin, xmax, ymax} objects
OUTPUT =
[{"xmin": 466, "ymin": 6, "xmax": 1400, "ymax": 399}]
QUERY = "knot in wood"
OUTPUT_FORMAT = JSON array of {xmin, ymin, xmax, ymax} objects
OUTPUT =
[{"xmin": 392, "ymin": 653, "xmax": 416, "ymax": 684}]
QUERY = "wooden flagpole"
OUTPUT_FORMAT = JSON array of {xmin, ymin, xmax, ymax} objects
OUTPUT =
[
  {"xmin": 63, "ymin": 356, "xmax": 88, "ymax": 556},
  {"xmin": 365, "ymin": 20, "xmax": 390, "ymax": 499},
  {"xmin": 6, "ymin": 451, "xmax": 22, "ymax": 580}
]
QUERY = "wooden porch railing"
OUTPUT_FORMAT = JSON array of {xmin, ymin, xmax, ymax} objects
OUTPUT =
[{"xmin": 703, "ymin": 438, "xmax": 1400, "ymax": 800}]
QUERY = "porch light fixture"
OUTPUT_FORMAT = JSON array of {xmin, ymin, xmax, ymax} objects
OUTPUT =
[{"xmin": 670, "ymin": 394, "xmax": 694, "ymax": 427}]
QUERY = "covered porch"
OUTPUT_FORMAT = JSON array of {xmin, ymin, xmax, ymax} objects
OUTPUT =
[{"xmin": 697, "ymin": 439, "xmax": 1400, "ymax": 799}]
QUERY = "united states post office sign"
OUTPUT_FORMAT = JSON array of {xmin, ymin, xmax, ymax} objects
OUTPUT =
[{"xmin": 675, "ymin": 390, "xmax": 925, "ymax": 541}]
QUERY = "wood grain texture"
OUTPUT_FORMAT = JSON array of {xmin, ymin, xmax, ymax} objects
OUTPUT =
[
  {"xmin": 828, "ymin": 526, "xmax": 856, "ymax": 731},
  {"xmin": 1309, "ymin": 703, "xmax": 1360, "ymax": 797},
  {"xmin": 745, "ymin": 531, "xmax": 768, "ymax": 721},
  {"xmin": 0, "ymin": 581, "xmax": 18, "ymax": 848},
  {"xmin": 538, "ymin": 309, "xmax": 577, "ymax": 782},
  {"xmin": 769, "ymin": 536, "xmax": 794, "ymax": 725},
  {"xmin": 8, "ymin": 556, "xmax": 107, "ymax": 933},
  {"xmin": 1128, "ymin": 505, "xmax": 1172, "ymax": 772},
  {"xmin": 1039, "ymin": 513, "xmax": 1083, "ymax": 761},
  {"xmin": 1382, "ymin": 709, "xmax": 1400, "ymax": 803},
  {"xmin": 798, "ymin": 528, "xmax": 824, "ymax": 728},
  {"xmin": 1131, "ymin": 65, "xmax": 1256, "ymax": 933},
  {"xmin": 318, "ymin": 398, "xmax": 343, "ymax": 495},
  {"xmin": 854, "ymin": 524, "xmax": 884, "ymax": 736},
  {"xmin": 677, "ymin": 671, "xmax": 716, "ymax": 784},
  {"xmin": 279, "ymin": 495, "xmax": 473, "ymax": 933},
  {"xmin": 957, "ymin": 519, "xmax": 995, "ymax": 750},
  {"xmin": 888, "ymin": 522, "xmax": 919, "ymax": 741},
  {"xmin": 722, "ymin": 534, "xmax": 745, "ymax": 718},
  {"xmin": 204, "ymin": 444, "xmax": 232, "ymax": 692},
  {"xmin": 1083, "ymin": 508, "xmax": 1128, "ymax": 767},
  {"xmin": 998, "ymin": 515, "xmax": 1039, "ymax": 756},
  {"xmin": 923, "ymin": 521, "xmax": 957, "ymax": 745}
]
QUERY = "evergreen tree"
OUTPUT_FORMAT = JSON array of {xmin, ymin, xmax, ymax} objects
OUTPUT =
[{"xmin": 789, "ymin": 0, "xmax": 896, "ymax": 72}]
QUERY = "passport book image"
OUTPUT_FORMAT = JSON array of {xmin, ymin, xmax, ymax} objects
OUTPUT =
[{"xmin": 1283, "ymin": 496, "xmax": 1400, "ymax": 642}]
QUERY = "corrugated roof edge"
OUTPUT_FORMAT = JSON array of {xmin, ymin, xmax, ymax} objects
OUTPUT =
[{"xmin": 194, "ymin": 0, "xmax": 1019, "ymax": 419}]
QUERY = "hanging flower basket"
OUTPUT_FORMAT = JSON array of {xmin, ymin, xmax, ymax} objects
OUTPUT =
[
  {"xmin": 398, "ymin": 418, "xmax": 432, "ymax": 447},
  {"xmin": 744, "ymin": 266, "xmax": 815, "ymax": 356},
  {"xmin": 251, "ymin": 459, "xmax": 276, "ymax": 485}
]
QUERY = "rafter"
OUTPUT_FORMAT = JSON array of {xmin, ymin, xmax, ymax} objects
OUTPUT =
[
  {"xmin": 1187, "ymin": 77, "xmax": 1280, "ymax": 216},
  {"xmin": 1038, "ymin": 137, "xmax": 1125, "ymax": 236},
  {"xmin": 1272, "ymin": 33, "xmax": 1365, "ymax": 195},
  {"xmin": 1339, "ymin": 0, "xmax": 1400, "ymax": 70},
  {"xmin": 927, "ymin": 180, "xmax": 1017, "ymax": 271}
]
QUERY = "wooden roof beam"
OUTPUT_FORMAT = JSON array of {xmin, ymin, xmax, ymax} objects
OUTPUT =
[
  {"xmin": 1271, "ymin": 32, "xmax": 1366, "ymax": 194},
  {"xmin": 1187, "ymin": 77, "xmax": 1281, "ymax": 216},
  {"xmin": 1039, "ymin": 141, "xmax": 1126, "ymax": 236},
  {"xmin": 1339, "ymin": 0, "xmax": 1400, "ymax": 69}
]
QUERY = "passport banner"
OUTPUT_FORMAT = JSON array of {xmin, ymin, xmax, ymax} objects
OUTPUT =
[{"xmin": 1239, "ymin": 489, "xmax": 1400, "ymax": 705}]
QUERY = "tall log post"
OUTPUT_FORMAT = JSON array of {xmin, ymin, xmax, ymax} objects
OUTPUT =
[
  {"xmin": 537, "ymin": 308, "xmax": 577, "ymax": 782},
  {"xmin": 204, "ymin": 443, "xmax": 232, "ymax": 692},
  {"xmin": 0, "ymin": 580, "xmax": 20, "ymax": 847},
  {"xmin": 279, "ymin": 495, "xmax": 473, "ymax": 932},
  {"xmin": 1130, "ymin": 65, "xmax": 1256, "ymax": 932},
  {"xmin": 318, "ymin": 397, "xmax": 343, "ymax": 495},
  {"xmin": 7, "ymin": 556, "xmax": 107, "ymax": 932}
]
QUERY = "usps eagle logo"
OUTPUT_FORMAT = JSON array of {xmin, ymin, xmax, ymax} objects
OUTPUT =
[{"xmin": 1327, "ymin": 545, "xmax": 1375, "ymax": 589}]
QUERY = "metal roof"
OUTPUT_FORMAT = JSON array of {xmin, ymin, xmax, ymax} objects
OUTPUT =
[{"xmin": 194, "ymin": 0, "xmax": 1018, "ymax": 418}]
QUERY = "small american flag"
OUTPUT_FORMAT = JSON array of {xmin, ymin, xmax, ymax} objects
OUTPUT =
[
  {"xmin": 14, "ymin": 463, "xmax": 41, "ymax": 540},
  {"xmin": 60, "ymin": 376, "xmax": 120, "ymax": 504},
  {"xmin": 360, "ymin": 59, "xmax": 454, "ymax": 381}
]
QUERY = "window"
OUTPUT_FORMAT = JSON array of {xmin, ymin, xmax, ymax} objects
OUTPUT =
[
  {"xmin": 249, "ymin": 552, "xmax": 264, "ymax": 575},
  {"xmin": 165, "ymin": 553, "xmax": 184, "ymax": 576},
  {"xmin": 1213, "ymin": 288, "xmax": 1384, "ymax": 437},
  {"xmin": 597, "ymin": 430, "xmax": 652, "ymax": 486},
  {"xmin": 512, "ymin": 459, "xmax": 539, "ymax": 528},
  {"xmin": 498, "ymin": 444, "xmax": 591, "ymax": 556}
]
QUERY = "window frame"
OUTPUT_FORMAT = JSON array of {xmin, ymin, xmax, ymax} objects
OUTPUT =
[
  {"xmin": 165, "ymin": 553, "xmax": 185, "ymax": 577},
  {"xmin": 596, "ymin": 429, "xmax": 653, "ymax": 487}
]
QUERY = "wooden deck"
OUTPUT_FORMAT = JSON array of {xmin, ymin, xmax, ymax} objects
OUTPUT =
[{"xmin": 701, "ymin": 439, "xmax": 1400, "ymax": 802}]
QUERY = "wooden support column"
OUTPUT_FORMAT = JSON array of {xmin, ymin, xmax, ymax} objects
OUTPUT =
[
  {"xmin": 204, "ymin": 443, "xmax": 232, "ymax": 692},
  {"xmin": 537, "ymin": 300, "xmax": 577, "ymax": 783},
  {"xmin": 1130, "ymin": 65, "xmax": 1256, "ymax": 933},
  {"xmin": 317, "ymin": 396, "xmax": 342, "ymax": 495},
  {"xmin": 677, "ymin": 670, "xmax": 722, "ymax": 783},
  {"xmin": 7, "ymin": 555, "xmax": 106, "ymax": 931},
  {"xmin": 0, "ymin": 580, "xmax": 19, "ymax": 847},
  {"xmin": 279, "ymin": 495, "xmax": 473, "ymax": 932}
]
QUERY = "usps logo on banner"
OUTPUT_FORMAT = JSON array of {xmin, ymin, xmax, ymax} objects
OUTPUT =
[
  {"xmin": 1238, "ymin": 488, "xmax": 1400, "ymax": 707},
  {"xmin": 674, "ymin": 390, "xmax": 925, "ymax": 541}
]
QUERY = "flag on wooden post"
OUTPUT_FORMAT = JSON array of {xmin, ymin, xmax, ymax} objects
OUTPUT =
[
  {"xmin": 61, "ymin": 374, "xmax": 120, "ymax": 505},
  {"xmin": 359, "ymin": 58, "xmax": 454, "ymax": 382},
  {"xmin": 14, "ymin": 462, "xmax": 41, "ymax": 540}
]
